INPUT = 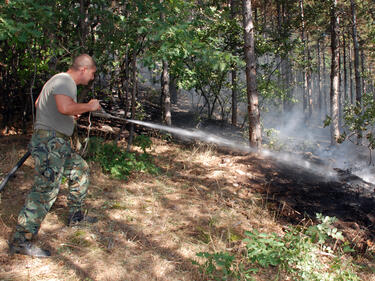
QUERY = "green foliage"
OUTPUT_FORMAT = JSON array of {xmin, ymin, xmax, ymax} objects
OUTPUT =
[
  {"xmin": 193, "ymin": 251, "xmax": 256, "ymax": 281},
  {"xmin": 142, "ymin": 1, "xmax": 244, "ymax": 119},
  {"xmin": 323, "ymin": 115, "xmax": 332, "ymax": 128},
  {"xmin": 193, "ymin": 214, "xmax": 360, "ymax": 281},
  {"xmin": 263, "ymin": 128, "xmax": 285, "ymax": 151},
  {"xmin": 133, "ymin": 134, "xmax": 153, "ymax": 153},
  {"xmin": 87, "ymin": 137, "xmax": 159, "ymax": 180},
  {"xmin": 343, "ymin": 93, "xmax": 375, "ymax": 150},
  {"xmin": 305, "ymin": 214, "xmax": 344, "ymax": 244},
  {"xmin": 0, "ymin": 0, "xmax": 52, "ymax": 43}
]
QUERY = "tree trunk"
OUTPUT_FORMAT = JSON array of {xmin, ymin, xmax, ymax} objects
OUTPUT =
[
  {"xmin": 230, "ymin": 0, "xmax": 238, "ymax": 126},
  {"xmin": 342, "ymin": 33, "xmax": 348, "ymax": 102},
  {"xmin": 300, "ymin": 0, "xmax": 307, "ymax": 119},
  {"xmin": 231, "ymin": 68, "xmax": 238, "ymax": 126},
  {"xmin": 322, "ymin": 46, "xmax": 328, "ymax": 116},
  {"xmin": 160, "ymin": 0, "xmax": 171, "ymax": 126},
  {"xmin": 79, "ymin": 0, "xmax": 89, "ymax": 50},
  {"xmin": 127, "ymin": 52, "xmax": 137, "ymax": 152},
  {"xmin": 339, "ymin": 50, "xmax": 342, "ymax": 129},
  {"xmin": 242, "ymin": 0, "xmax": 261, "ymax": 149},
  {"xmin": 170, "ymin": 74, "xmax": 178, "ymax": 104},
  {"xmin": 161, "ymin": 59, "xmax": 171, "ymax": 125},
  {"xmin": 351, "ymin": 0, "xmax": 362, "ymax": 143},
  {"xmin": 330, "ymin": 0, "xmax": 340, "ymax": 145},
  {"xmin": 348, "ymin": 38, "xmax": 354, "ymax": 104},
  {"xmin": 360, "ymin": 46, "xmax": 366, "ymax": 95},
  {"xmin": 115, "ymin": 50, "xmax": 130, "ymax": 144},
  {"xmin": 351, "ymin": 0, "xmax": 361, "ymax": 106},
  {"xmin": 307, "ymin": 40, "xmax": 312, "ymax": 121},
  {"xmin": 317, "ymin": 39, "xmax": 322, "ymax": 118}
]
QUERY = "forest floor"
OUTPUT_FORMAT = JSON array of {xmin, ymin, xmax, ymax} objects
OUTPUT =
[{"xmin": 1, "ymin": 95, "xmax": 375, "ymax": 280}]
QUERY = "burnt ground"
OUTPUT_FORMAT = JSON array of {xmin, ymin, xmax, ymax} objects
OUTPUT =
[
  {"xmin": 168, "ymin": 95, "xmax": 375, "ymax": 254},
  {"xmin": 240, "ymin": 154, "xmax": 375, "ymax": 253},
  {"xmin": 169, "ymin": 94, "xmax": 375, "ymax": 253},
  {"xmin": 106, "ymin": 91, "xmax": 375, "ymax": 253}
]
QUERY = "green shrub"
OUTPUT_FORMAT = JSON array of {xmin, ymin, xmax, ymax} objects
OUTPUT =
[
  {"xmin": 86, "ymin": 136, "xmax": 159, "ymax": 180},
  {"xmin": 193, "ymin": 252, "xmax": 256, "ymax": 281},
  {"xmin": 193, "ymin": 214, "xmax": 360, "ymax": 281}
]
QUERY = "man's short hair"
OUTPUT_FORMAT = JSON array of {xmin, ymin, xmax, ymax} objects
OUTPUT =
[{"xmin": 70, "ymin": 54, "xmax": 96, "ymax": 70}]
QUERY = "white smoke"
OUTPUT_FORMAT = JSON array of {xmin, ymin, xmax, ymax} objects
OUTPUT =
[{"xmin": 262, "ymin": 106, "xmax": 375, "ymax": 185}]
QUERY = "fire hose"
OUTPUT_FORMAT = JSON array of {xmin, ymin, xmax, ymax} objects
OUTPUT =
[{"xmin": 0, "ymin": 151, "xmax": 31, "ymax": 192}]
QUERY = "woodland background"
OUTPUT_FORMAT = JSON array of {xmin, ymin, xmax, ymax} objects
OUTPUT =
[{"xmin": 1, "ymin": 0, "xmax": 375, "ymax": 150}]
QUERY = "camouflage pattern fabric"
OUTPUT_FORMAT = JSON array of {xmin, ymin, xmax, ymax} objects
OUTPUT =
[{"xmin": 12, "ymin": 132, "xmax": 89, "ymax": 243}]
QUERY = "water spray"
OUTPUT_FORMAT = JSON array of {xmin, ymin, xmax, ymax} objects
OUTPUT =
[
  {"xmin": 0, "ymin": 110, "xmax": 361, "ymax": 192},
  {"xmin": 93, "ymin": 110, "xmax": 340, "ymax": 182}
]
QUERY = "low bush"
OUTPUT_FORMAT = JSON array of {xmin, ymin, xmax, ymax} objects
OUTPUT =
[
  {"xmin": 193, "ymin": 214, "xmax": 360, "ymax": 281},
  {"xmin": 86, "ymin": 136, "xmax": 159, "ymax": 180}
]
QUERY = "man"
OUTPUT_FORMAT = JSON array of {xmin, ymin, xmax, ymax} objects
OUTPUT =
[{"xmin": 9, "ymin": 54, "xmax": 101, "ymax": 257}]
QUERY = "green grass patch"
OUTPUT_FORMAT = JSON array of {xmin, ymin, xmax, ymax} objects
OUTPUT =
[
  {"xmin": 68, "ymin": 230, "xmax": 93, "ymax": 248},
  {"xmin": 86, "ymin": 136, "xmax": 159, "ymax": 180}
]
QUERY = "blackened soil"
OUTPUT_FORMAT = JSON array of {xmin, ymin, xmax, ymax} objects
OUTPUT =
[{"xmin": 254, "ymin": 157, "xmax": 375, "ymax": 252}]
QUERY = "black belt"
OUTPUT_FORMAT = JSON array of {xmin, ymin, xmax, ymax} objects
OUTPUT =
[{"xmin": 34, "ymin": 129, "xmax": 70, "ymax": 140}]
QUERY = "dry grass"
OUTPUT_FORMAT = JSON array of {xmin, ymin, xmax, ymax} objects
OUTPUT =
[{"xmin": 0, "ymin": 136, "xmax": 374, "ymax": 280}]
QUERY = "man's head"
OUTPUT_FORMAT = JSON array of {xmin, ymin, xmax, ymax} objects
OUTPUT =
[{"xmin": 69, "ymin": 54, "xmax": 96, "ymax": 85}]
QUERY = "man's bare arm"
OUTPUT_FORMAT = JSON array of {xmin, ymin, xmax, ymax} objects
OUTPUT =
[{"xmin": 55, "ymin": 94, "xmax": 101, "ymax": 116}]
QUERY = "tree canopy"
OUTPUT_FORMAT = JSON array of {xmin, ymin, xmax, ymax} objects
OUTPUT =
[{"xmin": 1, "ymin": 0, "xmax": 375, "ymax": 149}]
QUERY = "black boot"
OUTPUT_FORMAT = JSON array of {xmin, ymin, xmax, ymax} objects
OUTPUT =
[
  {"xmin": 9, "ymin": 241, "xmax": 51, "ymax": 258},
  {"xmin": 68, "ymin": 210, "xmax": 98, "ymax": 226}
]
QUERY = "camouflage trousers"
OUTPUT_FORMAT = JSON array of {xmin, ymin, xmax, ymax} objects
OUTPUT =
[{"xmin": 12, "ymin": 131, "xmax": 89, "ymax": 243}]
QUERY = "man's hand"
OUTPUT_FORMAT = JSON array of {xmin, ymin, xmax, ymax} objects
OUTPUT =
[
  {"xmin": 55, "ymin": 95, "xmax": 101, "ymax": 116},
  {"xmin": 88, "ymin": 99, "xmax": 101, "ymax": 112}
]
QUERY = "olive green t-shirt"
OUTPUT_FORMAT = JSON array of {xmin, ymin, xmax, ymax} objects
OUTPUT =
[{"xmin": 34, "ymin": 73, "xmax": 77, "ymax": 136}]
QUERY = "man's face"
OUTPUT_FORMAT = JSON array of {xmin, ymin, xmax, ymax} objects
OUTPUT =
[{"xmin": 81, "ymin": 66, "xmax": 96, "ymax": 85}]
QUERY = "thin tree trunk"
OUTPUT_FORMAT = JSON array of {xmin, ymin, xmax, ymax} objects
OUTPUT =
[
  {"xmin": 339, "ymin": 51, "xmax": 342, "ymax": 129},
  {"xmin": 230, "ymin": 0, "xmax": 238, "ymax": 126},
  {"xmin": 160, "ymin": 0, "xmax": 171, "ymax": 126},
  {"xmin": 349, "ymin": 39, "xmax": 354, "ymax": 104},
  {"xmin": 300, "ymin": 0, "xmax": 307, "ymax": 119},
  {"xmin": 276, "ymin": 0, "xmax": 285, "ymax": 114},
  {"xmin": 282, "ymin": 1, "xmax": 293, "ymax": 114},
  {"xmin": 322, "ymin": 44, "xmax": 328, "ymax": 117},
  {"xmin": 284, "ymin": 59, "xmax": 292, "ymax": 112},
  {"xmin": 351, "ymin": 0, "xmax": 361, "ymax": 106},
  {"xmin": 115, "ymin": 49, "xmax": 130, "ymax": 144},
  {"xmin": 79, "ymin": 0, "xmax": 89, "ymax": 50},
  {"xmin": 242, "ymin": 0, "xmax": 261, "ymax": 149},
  {"xmin": 351, "ymin": 0, "xmax": 362, "ymax": 143},
  {"xmin": 330, "ymin": 0, "xmax": 340, "ymax": 145},
  {"xmin": 317, "ymin": 39, "xmax": 322, "ymax": 118},
  {"xmin": 161, "ymin": 59, "xmax": 171, "ymax": 125},
  {"xmin": 231, "ymin": 68, "xmax": 238, "ymax": 126},
  {"xmin": 307, "ymin": 44, "xmax": 312, "ymax": 121},
  {"xmin": 360, "ymin": 46, "xmax": 366, "ymax": 95},
  {"xmin": 170, "ymin": 75, "xmax": 178, "ymax": 104},
  {"xmin": 127, "ymin": 53, "xmax": 137, "ymax": 152},
  {"xmin": 343, "ymin": 33, "xmax": 348, "ymax": 102}
]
